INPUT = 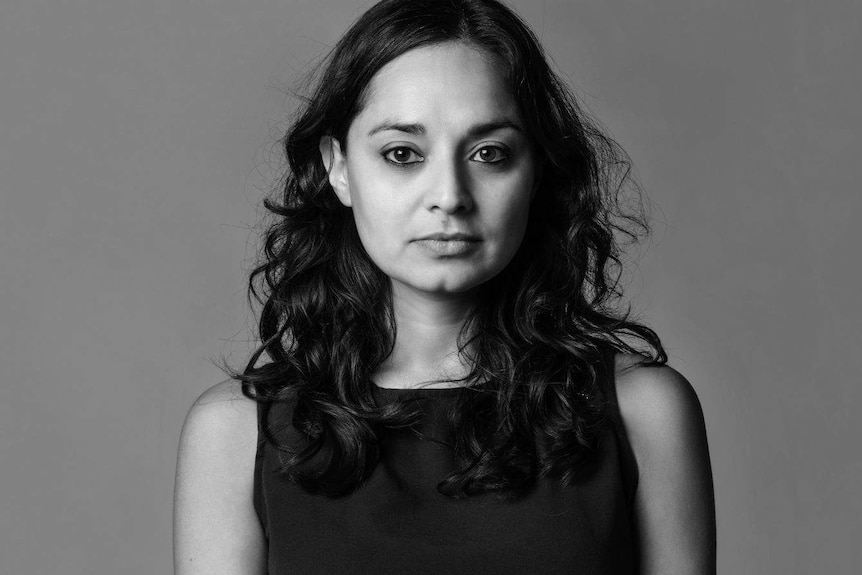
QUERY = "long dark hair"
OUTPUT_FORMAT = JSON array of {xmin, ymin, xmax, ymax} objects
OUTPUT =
[{"xmin": 235, "ymin": 0, "xmax": 666, "ymax": 498}]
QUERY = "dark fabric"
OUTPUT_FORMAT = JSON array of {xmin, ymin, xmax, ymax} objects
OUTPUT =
[{"xmin": 253, "ymin": 355, "xmax": 638, "ymax": 574}]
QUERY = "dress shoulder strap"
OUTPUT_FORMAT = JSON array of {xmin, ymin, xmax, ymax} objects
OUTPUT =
[
  {"xmin": 599, "ymin": 349, "xmax": 639, "ymax": 507},
  {"xmin": 253, "ymin": 400, "xmax": 269, "ymax": 537}
]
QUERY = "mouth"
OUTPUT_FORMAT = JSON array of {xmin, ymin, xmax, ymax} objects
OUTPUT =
[
  {"xmin": 415, "ymin": 232, "xmax": 481, "ymax": 241},
  {"xmin": 412, "ymin": 233, "xmax": 481, "ymax": 256}
]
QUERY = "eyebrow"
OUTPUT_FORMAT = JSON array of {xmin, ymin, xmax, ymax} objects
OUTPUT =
[{"xmin": 367, "ymin": 118, "xmax": 524, "ymax": 138}]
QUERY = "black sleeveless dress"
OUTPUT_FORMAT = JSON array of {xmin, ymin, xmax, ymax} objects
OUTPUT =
[{"xmin": 253, "ymin": 361, "xmax": 639, "ymax": 574}]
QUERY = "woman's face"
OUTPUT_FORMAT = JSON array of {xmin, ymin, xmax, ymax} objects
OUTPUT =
[{"xmin": 321, "ymin": 42, "xmax": 538, "ymax": 297}]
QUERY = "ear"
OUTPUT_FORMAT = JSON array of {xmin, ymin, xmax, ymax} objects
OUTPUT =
[{"xmin": 319, "ymin": 136, "xmax": 351, "ymax": 207}]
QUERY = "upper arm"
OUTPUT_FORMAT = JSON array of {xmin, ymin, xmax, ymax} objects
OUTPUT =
[
  {"xmin": 615, "ymin": 355, "xmax": 716, "ymax": 575},
  {"xmin": 173, "ymin": 380, "xmax": 267, "ymax": 575}
]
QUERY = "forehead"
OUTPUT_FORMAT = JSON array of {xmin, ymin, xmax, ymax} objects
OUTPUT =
[{"xmin": 352, "ymin": 42, "xmax": 520, "ymax": 134}]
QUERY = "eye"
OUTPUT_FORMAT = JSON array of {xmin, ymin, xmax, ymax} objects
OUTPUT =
[
  {"xmin": 470, "ymin": 146, "xmax": 509, "ymax": 164},
  {"xmin": 383, "ymin": 147, "xmax": 424, "ymax": 166}
]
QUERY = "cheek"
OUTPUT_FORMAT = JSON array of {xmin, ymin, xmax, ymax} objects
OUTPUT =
[
  {"xmin": 495, "ymin": 178, "xmax": 534, "ymax": 232},
  {"xmin": 347, "ymin": 186, "xmax": 403, "ymax": 258},
  {"xmin": 488, "ymin": 186, "xmax": 534, "ymax": 262},
  {"xmin": 351, "ymin": 201, "xmax": 386, "ymax": 248}
]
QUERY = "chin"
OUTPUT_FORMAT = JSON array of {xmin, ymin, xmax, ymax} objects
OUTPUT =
[{"xmin": 392, "ymin": 270, "xmax": 497, "ymax": 296}]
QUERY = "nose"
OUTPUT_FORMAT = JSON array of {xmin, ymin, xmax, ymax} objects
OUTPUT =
[{"xmin": 426, "ymin": 156, "xmax": 473, "ymax": 214}]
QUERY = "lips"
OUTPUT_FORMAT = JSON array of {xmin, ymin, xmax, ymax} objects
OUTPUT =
[
  {"xmin": 412, "ymin": 232, "xmax": 481, "ymax": 256},
  {"xmin": 415, "ymin": 232, "xmax": 480, "ymax": 241}
]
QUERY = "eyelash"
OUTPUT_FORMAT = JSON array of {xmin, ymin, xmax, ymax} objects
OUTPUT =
[
  {"xmin": 382, "ymin": 147, "xmax": 424, "ymax": 167},
  {"xmin": 471, "ymin": 146, "xmax": 509, "ymax": 164},
  {"xmin": 381, "ymin": 145, "xmax": 511, "ymax": 168}
]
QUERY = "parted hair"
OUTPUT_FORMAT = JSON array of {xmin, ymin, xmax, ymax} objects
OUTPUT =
[{"xmin": 234, "ymin": 0, "xmax": 666, "ymax": 498}]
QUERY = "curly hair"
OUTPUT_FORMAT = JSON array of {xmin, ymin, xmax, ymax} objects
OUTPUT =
[{"xmin": 234, "ymin": 0, "xmax": 666, "ymax": 498}]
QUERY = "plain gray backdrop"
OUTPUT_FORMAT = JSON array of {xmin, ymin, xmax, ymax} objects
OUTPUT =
[{"xmin": 1, "ymin": 1, "xmax": 859, "ymax": 573}]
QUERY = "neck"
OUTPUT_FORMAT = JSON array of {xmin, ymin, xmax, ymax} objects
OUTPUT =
[{"xmin": 374, "ymin": 283, "xmax": 477, "ymax": 389}]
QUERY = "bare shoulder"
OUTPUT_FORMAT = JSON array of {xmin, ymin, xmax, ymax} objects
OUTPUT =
[
  {"xmin": 613, "ymin": 352, "xmax": 706, "ymax": 447},
  {"xmin": 174, "ymin": 380, "xmax": 265, "ymax": 574},
  {"xmin": 190, "ymin": 378, "xmax": 258, "ymax": 414},
  {"xmin": 612, "ymin": 353, "xmax": 716, "ymax": 574},
  {"xmin": 179, "ymin": 379, "xmax": 259, "ymax": 460},
  {"xmin": 175, "ymin": 379, "xmax": 259, "ymax": 508}
]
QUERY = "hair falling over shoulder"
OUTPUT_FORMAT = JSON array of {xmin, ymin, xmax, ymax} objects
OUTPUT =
[{"xmin": 231, "ymin": 0, "xmax": 666, "ymax": 498}]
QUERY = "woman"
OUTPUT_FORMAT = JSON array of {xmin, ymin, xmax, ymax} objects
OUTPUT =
[{"xmin": 174, "ymin": 0, "xmax": 715, "ymax": 573}]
